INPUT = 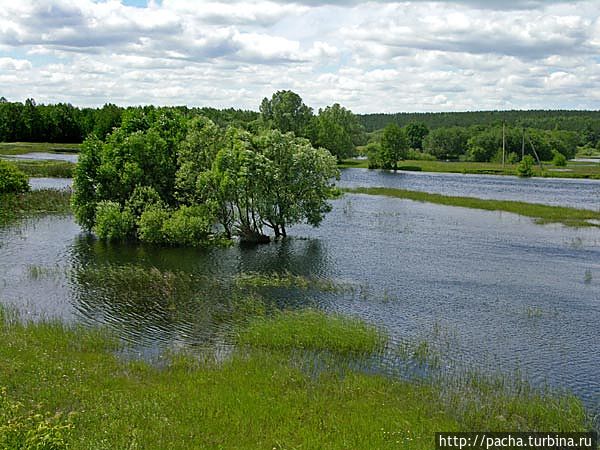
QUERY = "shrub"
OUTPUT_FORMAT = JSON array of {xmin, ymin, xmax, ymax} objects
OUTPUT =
[
  {"xmin": 552, "ymin": 151, "xmax": 567, "ymax": 167},
  {"xmin": 516, "ymin": 155, "xmax": 535, "ymax": 178},
  {"xmin": 125, "ymin": 185, "xmax": 165, "ymax": 219},
  {"xmin": 92, "ymin": 201, "xmax": 135, "ymax": 241},
  {"xmin": 162, "ymin": 205, "xmax": 213, "ymax": 246},
  {"xmin": 138, "ymin": 205, "xmax": 170, "ymax": 244},
  {"xmin": 0, "ymin": 160, "xmax": 29, "ymax": 194}
]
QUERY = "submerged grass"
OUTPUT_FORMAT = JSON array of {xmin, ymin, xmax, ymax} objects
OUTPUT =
[
  {"xmin": 234, "ymin": 271, "xmax": 352, "ymax": 292},
  {"xmin": 237, "ymin": 308, "xmax": 386, "ymax": 355},
  {"xmin": 345, "ymin": 186, "xmax": 600, "ymax": 228},
  {"xmin": 0, "ymin": 306, "xmax": 591, "ymax": 450},
  {"xmin": 0, "ymin": 190, "xmax": 71, "ymax": 226},
  {"xmin": 10, "ymin": 160, "xmax": 75, "ymax": 178}
]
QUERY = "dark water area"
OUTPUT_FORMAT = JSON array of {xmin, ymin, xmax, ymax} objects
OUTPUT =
[
  {"xmin": 1, "ymin": 170, "xmax": 599, "ymax": 414},
  {"xmin": 340, "ymin": 168, "xmax": 600, "ymax": 210}
]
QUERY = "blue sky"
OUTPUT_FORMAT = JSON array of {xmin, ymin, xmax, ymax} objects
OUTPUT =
[{"xmin": 0, "ymin": 0, "xmax": 599, "ymax": 112}]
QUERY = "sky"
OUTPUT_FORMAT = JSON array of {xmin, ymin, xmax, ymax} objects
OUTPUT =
[{"xmin": 1, "ymin": 0, "xmax": 599, "ymax": 113}]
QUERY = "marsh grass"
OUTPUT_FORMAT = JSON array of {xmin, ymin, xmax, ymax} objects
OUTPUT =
[
  {"xmin": 234, "ymin": 271, "xmax": 353, "ymax": 293},
  {"xmin": 0, "ymin": 142, "xmax": 80, "ymax": 156},
  {"xmin": 0, "ymin": 190, "xmax": 71, "ymax": 226},
  {"xmin": 0, "ymin": 304, "xmax": 593, "ymax": 450},
  {"xmin": 237, "ymin": 308, "xmax": 386, "ymax": 356},
  {"xmin": 11, "ymin": 160, "xmax": 75, "ymax": 178},
  {"xmin": 345, "ymin": 187, "xmax": 600, "ymax": 228}
]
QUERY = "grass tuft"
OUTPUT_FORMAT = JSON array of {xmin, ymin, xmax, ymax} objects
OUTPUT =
[{"xmin": 0, "ymin": 190, "xmax": 71, "ymax": 226}]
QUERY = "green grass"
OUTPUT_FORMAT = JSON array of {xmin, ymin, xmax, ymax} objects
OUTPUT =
[
  {"xmin": 9, "ymin": 160, "xmax": 75, "ymax": 178},
  {"xmin": 0, "ymin": 307, "xmax": 591, "ymax": 450},
  {"xmin": 338, "ymin": 158, "xmax": 600, "ymax": 179},
  {"xmin": 234, "ymin": 271, "xmax": 351, "ymax": 292},
  {"xmin": 0, "ymin": 190, "xmax": 71, "ymax": 226},
  {"xmin": 345, "ymin": 187, "xmax": 600, "ymax": 228},
  {"xmin": 237, "ymin": 309, "xmax": 386, "ymax": 355},
  {"xmin": 0, "ymin": 142, "xmax": 80, "ymax": 156}
]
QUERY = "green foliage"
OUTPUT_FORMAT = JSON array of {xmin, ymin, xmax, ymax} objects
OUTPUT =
[
  {"xmin": 314, "ymin": 103, "xmax": 364, "ymax": 161},
  {"xmin": 405, "ymin": 122, "xmax": 429, "ymax": 150},
  {"xmin": 517, "ymin": 155, "xmax": 535, "ymax": 177},
  {"xmin": 92, "ymin": 201, "xmax": 135, "ymax": 241},
  {"xmin": 0, "ymin": 160, "xmax": 29, "ymax": 194},
  {"xmin": 380, "ymin": 123, "xmax": 409, "ymax": 169},
  {"xmin": 0, "ymin": 387, "xmax": 71, "ymax": 450},
  {"xmin": 423, "ymin": 127, "xmax": 469, "ymax": 160},
  {"xmin": 161, "ymin": 205, "xmax": 213, "ymax": 246},
  {"xmin": 137, "ymin": 205, "xmax": 170, "ymax": 244},
  {"xmin": 552, "ymin": 151, "xmax": 567, "ymax": 167},
  {"xmin": 259, "ymin": 90, "xmax": 313, "ymax": 138}
]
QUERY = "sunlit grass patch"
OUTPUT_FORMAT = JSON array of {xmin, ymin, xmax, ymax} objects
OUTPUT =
[
  {"xmin": 237, "ymin": 309, "xmax": 386, "ymax": 356},
  {"xmin": 0, "ymin": 142, "xmax": 80, "ymax": 156},
  {"xmin": 12, "ymin": 160, "xmax": 75, "ymax": 178}
]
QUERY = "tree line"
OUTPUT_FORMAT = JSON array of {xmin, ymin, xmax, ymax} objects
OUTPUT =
[{"xmin": 358, "ymin": 110, "xmax": 600, "ymax": 146}]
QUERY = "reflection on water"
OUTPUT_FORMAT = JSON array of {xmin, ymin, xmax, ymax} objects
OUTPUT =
[
  {"xmin": 340, "ymin": 168, "xmax": 600, "ymax": 210},
  {"xmin": 1, "ymin": 176, "xmax": 600, "ymax": 413}
]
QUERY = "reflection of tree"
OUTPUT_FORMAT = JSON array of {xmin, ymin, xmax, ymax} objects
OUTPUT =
[{"xmin": 67, "ymin": 235, "xmax": 330, "ymax": 352}]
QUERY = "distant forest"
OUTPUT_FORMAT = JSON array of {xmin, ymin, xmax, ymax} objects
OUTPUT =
[{"xmin": 357, "ymin": 110, "xmax": 600, "ymax": 135}]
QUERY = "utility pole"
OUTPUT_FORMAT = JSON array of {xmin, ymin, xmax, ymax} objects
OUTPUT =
[{"xmin": 502, "ymin": 121, "xmax": 506, "ymax": 168}]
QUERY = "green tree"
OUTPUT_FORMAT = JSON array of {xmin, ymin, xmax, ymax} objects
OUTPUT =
[
  {"xmin": 405, "ymin": 122, "xmax": 429, "ymax": 150},
  {"xmin": 380, "ymin": 124, "xmax": 409, "ymax": 170},
  {"xmin": 423, "ymin": 127, "xmax": 470, "ymax": 160},
  {"xmin": 259, "ymin": 90, "xmax": 313, "ymax": 137},
  {"xmin": 0, "ymin": 160, "xmax": 29, "ymax": 194},
  {"xmin": 516, "ymin": 155, "xmax": 535, "ymax": 177},
  {"xmin": 315, "ymin": 103, "xmax": 364, "ymax": 162}
]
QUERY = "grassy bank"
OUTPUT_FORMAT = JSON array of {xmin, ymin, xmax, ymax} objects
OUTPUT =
[
  {"xmin": 345, "ymin": 187, "xmax": 600, "ymax": 228},
  {"xmin": 0, "ymin": 307, "xmax": 590, "ymax": 450},
  {"xmin": 339, "ymin": 158, "xmax": 600, "ymax": 179},
  {"xmin": 0, "ymin": 142, "xmax": 80, "ymax": 155},
  {"xmin": 0, "ymin": 190, "xmax": 71, "ymax": 225}
]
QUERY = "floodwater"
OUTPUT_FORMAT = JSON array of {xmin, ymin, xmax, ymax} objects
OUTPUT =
[
  {"xmin": 1, "ymin": 170, "xmax": 599, "ymax": 414},
  {"xmin": 3, "ymin": 152, "xmax": 79, "ymax": 163}
]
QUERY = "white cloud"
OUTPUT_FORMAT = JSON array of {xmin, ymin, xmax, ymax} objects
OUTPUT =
[{"xmin": 0, "ymin": 0, "xmax": 598, "ymax": 112}]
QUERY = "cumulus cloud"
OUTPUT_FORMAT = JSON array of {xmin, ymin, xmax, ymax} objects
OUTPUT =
[{"xmin": 0, "ymin": 0, "xmax": 598, "ymax": 112}]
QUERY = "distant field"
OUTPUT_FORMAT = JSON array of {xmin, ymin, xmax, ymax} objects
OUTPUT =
[
  {"xmin": 0, "ymin": 142, "xmax": 80, "ymax": 155},
  {"xmin": 339, "ymin": 158, "xmax": 600, "ymax": 179}
]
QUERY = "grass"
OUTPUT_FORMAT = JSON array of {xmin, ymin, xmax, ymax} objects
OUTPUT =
[
  {"xmin": 345, "ymin": 186, "xmax": 600, "ymax": 228},
  {"xmin": 339, "ymin": 158, "xmax": 600, "ymax": 179},
  {"xmin": 0, "ymin": 142, "xmax": 80, "ymax": 156},
  {"xmin": 10, "ymin": 160, "xmax": 75, "ymax": 178},
  {"xmin": 0, "ymin": 190, "xmax": 72, "ymax": 226},
  {"xmin": 0, "ymin": 307, "xmax": 591, "ymax": 450},
  {"xmin": 237, "ymin": 308, "xmax": 386, "ymax": 355},
  {"xmin": 234, "ymin": 271, "xmax": 352, "ymax": 293}
]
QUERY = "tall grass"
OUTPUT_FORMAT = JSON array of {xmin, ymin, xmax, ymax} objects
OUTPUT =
[
  {"xmin": 0, "ymin": 142, "xmax": 80, "ymax": 156},
  {"xmin": 12, "ymin": 160, "xmax": 75, "ymax": 178},
  {"xmin": 345, "ymin": 187, "xmax": 600, "ymax": 228}
]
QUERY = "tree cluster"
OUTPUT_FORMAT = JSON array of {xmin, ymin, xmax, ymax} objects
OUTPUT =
[{"xmin": 72, "ymin": 106, "xmax": 339, "ymax": 246}]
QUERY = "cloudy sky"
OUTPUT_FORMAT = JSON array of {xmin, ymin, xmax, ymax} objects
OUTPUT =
[{"xmin": 1, "ymin": 0, "xmax": 599, "ymax": 112}]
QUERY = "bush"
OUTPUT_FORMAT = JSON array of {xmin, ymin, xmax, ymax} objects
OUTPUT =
[
  {"xmin": 516, "ymin": 155, "xmax": 535, "ymax": 177},
  {"xmin": 552, "ymin": 151, "xmax": 567, "ymax": 167},
  {"xmin": 92, "ymin": 201, "xmax": 135, "ymax": 241},
  {"xmin": 138, "ymin": 205, "xmax": 170, "ymax": 244},
  {"xmin": 162, "ymin": 205, "xmax": 213, "ymax": 246},
  {"xmin": 0, "ymin": 160, "xmax": 29, "ymax": 194},
  {"xmin": 406, "ymin": 149, "xmax": 436, "ymax": 161}
]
